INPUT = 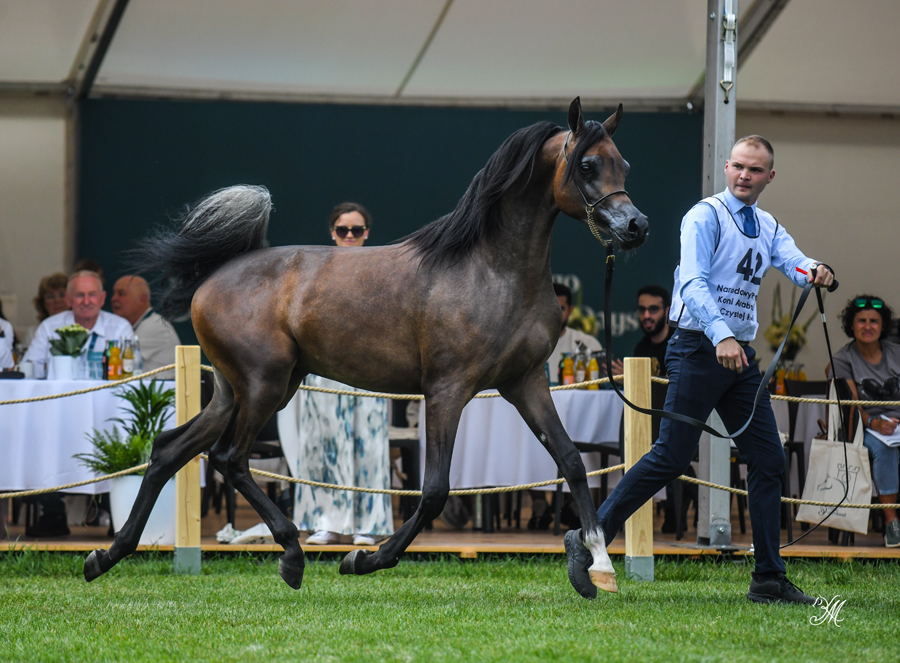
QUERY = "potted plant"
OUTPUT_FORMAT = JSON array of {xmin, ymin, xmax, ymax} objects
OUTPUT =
[
  {"xmin": 74, "ymin": 381, "xmax": 177, "ymax": 544},
  {"xmin": 49, "ymin": 324, "xmax": 90, "ymax": 380}
]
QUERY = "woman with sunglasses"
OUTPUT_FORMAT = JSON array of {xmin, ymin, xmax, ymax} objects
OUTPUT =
[
  {"xmin": 279, "ymin": 202, "xmax": 393, "ymax": 547},
  {"xmin": 832, "ymin": 295, "xmax": 900, "ymax": 547}
]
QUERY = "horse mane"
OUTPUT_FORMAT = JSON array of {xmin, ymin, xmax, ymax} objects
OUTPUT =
[{"xmin": 404, "ymin": 120, "xmax": 576, "ymax": 268}]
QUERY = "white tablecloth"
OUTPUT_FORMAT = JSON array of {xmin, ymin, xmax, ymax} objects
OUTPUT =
[
  {"xmin": 0, "ymin": 379, "xmax": 176, "ymax": 495},
  {"xmin": 418, "ymin": 389, "xmax": 624, "ymax": 489}
]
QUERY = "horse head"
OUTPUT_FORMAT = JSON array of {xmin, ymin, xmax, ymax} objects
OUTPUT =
[{"xmin": 553, "ymin": 97, "xmax": 648, "ymax": 250}]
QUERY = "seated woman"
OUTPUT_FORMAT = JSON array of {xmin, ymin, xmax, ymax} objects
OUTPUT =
[
  {"xmin": 22, "ymin": 272, "xmax": 69, "ymax": 350},
  {"xmin": 277, "ymin": 203, "xmax": 394, "ymax": 546},
  {"xmin": 832, "ymin": 295, "xmax": 900, "ymax": 548}
]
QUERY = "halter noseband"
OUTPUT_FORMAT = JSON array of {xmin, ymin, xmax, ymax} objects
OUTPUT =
[{"xmin": 562, "ymin": 130, "xmax": 627, "ymax": 250}]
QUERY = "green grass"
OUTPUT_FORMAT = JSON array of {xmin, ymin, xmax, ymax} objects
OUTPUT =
[{"xmin": 0, "ymin": 551, "xmax": 896, "ymax": 662}]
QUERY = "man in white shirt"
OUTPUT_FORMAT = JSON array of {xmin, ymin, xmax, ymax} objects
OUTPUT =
[
  {"xmin": 24, "ymin": 270, "xmax": 133, "ymax": 376},
  {"xmin": 547, "ymin": 283, "xmax": 603, "ymax": 379},
  {"xmin": 111, "ymin": 275, "xmax": 181, "ymax": 372},
  {"xmin": 0, "ymin": 316, "xmax": 14, "ymax": 370}
]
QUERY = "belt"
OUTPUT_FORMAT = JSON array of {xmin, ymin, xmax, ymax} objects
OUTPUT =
[{"xmin": 677, "ymin": 328, "xmax": 750, "ymax": 347}]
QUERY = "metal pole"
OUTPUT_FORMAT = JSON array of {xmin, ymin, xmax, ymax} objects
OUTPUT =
[{"xmin": 698, "ymin": 0, "xmax": 738, "ymax": 548}]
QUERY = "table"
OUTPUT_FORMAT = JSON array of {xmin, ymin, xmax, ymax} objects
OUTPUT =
[
  {"xmin": 772, "ymin": 396, "xmax": 827, "ymax": 495},
  {"xmin": 0, "ymin": 379, "xmax": 175, "ymax": 495},
  {"xmin": 418, "ymin": 389, "xmax": 624, "ymax": 489}
]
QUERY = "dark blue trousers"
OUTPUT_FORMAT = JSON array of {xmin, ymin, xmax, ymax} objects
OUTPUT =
[{"xmin": 598, "ymin": 330, "xmax": 786, "ymax": 576}]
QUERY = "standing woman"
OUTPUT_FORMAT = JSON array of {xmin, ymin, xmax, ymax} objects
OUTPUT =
[
  {"xmin": 832, "ymin": 295, "xmax": 900, "ymax": 548},
  {"xmin": 278, "ymin": 203, "xmax": 394, "ymax": 546}
]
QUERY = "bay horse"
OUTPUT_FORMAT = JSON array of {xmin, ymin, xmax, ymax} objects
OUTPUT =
[{"xmin": 84, "ymin": 97, "xmax": 648, "ymax": 597}]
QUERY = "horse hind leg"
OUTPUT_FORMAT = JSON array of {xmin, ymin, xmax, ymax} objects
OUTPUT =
[
  {"xmin": 84, "ymin": 386, "xmax": 235, "ymax": 582},
  {"xmin": 208, "ymin": 384, "xmax": 305, "ymax": 590}
]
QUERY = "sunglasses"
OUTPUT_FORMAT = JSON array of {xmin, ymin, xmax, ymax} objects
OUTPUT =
[
  {"xmin": 334, "ymin": 225, "xmax": 367, "ymax": 239},
  {"xmin": 637, "ymin": 305, "xmax": 663, "ymax": 314},
  {"xmin": 853, "ymin": 297, "xmax": 884, "ymax": 309}
]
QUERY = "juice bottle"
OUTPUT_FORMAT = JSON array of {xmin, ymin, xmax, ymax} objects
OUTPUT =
[
  {"xmin": 587, "ymin": 356, "xmax": 600, "ymax": 390},
  {"xmin": 775, "ymin": 368, "xmax": 786, "ymax": 395},
  {"xmin": 121, "ymin": 339, "xmax": 134, "ymax": 379},
  {"xmin": 562, "ymin": 354, "xmax": 575, "ymax": 385},
  {"xmin": 558, "ymin": 355, "xmax": 566, "ymax": 385},
  {"xmin": 575, "ymin": 354, "xmax": 586, "ymax": 386},
  {"xmin": 101, "ymin": 341, "xmax": 110, "ymax": 381},
  {"xmin": 108, "ymin": 341, "xmax": 122, "ymax": 380},
  {"xmin": 797, "ymin": 364, "xmax": 807, "ymax": 381}
]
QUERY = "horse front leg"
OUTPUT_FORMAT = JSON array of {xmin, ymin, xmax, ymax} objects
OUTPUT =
[
  {"xmin": 340, "ymin": 387, "xmax": 466, "ymax": 577},
  {"xmin": 500, "ymin": 371, "xmax": 617, "ymax": 596}
]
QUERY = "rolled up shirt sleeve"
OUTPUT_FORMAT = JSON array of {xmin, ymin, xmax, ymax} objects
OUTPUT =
[{"xmin": 678, "ymin": 205, "xmax": 735, "ymax": 347}]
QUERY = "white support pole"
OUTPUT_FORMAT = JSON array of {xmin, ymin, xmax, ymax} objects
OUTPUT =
[
  {"xmin": 698, "ymin": 0, "xmax": 738, "ymax": 549},
  {"xmin": 624, "ymin": 357, "xmax": 654, "ymax": 581},
  {"xmin": 174, "ymin": 346, "xmax": 202, "ymax": 573}
]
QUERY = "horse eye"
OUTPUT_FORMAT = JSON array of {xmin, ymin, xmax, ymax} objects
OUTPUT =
[{"xmin": 580, "ymin": 162, "xmax": 592, "ymax": 174}]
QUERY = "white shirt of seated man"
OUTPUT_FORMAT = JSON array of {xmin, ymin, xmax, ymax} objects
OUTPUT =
[
  {"xmin": 111, "ymin": 275, "xmax": 181, "ymax": 372},
  {"xmin": 0, "ymin": 317, "xmax": 14, "ymax": 370},
  {"xmin": 547, "ymin": 288, "xmax": 603, "ymax": 376},
  {"xmin": 23, "ymin": 270, "xmax": 133, "ymax": 377}
]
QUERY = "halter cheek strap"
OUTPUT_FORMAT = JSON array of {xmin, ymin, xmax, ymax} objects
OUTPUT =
[{"xmin": 561, "ymin": 130, "xmax": 628, "ymax": 248}]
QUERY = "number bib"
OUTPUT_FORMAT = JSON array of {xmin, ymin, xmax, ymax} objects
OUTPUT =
[{"xmin": 671, "ymin": 195, "xmax": 777, "ymax": 342}]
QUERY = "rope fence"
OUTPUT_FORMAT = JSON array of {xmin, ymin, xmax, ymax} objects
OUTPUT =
[{"xmin": 2, "ymin": 362, "xmax": 898, "ymax": 407}]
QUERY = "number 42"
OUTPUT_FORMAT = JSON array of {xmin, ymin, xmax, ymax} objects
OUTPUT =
[{"xmin": 736, "ymin": 248, "xmax": 762, "ymax": 285}]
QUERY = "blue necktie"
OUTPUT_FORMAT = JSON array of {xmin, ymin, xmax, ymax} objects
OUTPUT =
[{"xmin": 740, "ymin": 206, "xmax": 756, "ymax": 236}]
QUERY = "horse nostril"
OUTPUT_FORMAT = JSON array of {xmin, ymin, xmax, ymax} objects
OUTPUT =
[{"xmin": 628, "ymin": 215, "xmax": 648, "ymax": 237}]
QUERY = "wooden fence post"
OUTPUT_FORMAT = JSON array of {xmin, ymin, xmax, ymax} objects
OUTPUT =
[
  {"xmin": 174, "ymin": 346, "xmax": 202, "ymax": 574},
  {"xmin": 624, "ymin": 357, "xmax": 654, "ymax": 581}
]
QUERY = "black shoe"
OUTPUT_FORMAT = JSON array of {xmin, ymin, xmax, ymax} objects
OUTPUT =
[
  {"xmin": 747, "ymin": 575, "xmax": 817, "ymax": 605},
  {"xmin": 564, "ymin": 529, "xmax": 596, "ymax": 599}
]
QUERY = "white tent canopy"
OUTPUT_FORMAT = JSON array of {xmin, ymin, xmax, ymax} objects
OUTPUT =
[{"xmin": 2, "ymin": 0, "xmax": 899, "ymax": 112}]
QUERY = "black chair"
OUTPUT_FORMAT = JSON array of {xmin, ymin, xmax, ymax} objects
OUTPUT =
[{"xmin": 782, "ymin": 379, "xmax": 829, "ymax": 539}]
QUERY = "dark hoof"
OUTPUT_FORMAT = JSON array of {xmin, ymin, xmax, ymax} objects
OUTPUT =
[
  {"xmin": 278, "ymin": 557, "xmax": 305, "ymax": 590},
  {"xmin": 339, "ymin": 548, "xmax": 372, "ymax": 576},
  {"xmin": 84, "ymin": 549, "xmax": 110, "ymax": 582}
]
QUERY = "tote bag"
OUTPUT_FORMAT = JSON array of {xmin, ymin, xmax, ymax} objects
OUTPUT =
[{"xmin": 795, "ymin": 382, "xmax": 873, "ymax": 535}]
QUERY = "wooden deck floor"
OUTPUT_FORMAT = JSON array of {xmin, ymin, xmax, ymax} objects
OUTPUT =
[{"xmin": 5, "ymin": 495, "xmax": 899, "ymax": 561}]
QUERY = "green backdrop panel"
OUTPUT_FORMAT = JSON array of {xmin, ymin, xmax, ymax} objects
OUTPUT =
[{"xmin": 78, "ymin": 99, "xmax": 701, "ymax": 360}]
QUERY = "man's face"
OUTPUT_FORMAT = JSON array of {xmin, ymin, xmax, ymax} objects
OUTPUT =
[
  {"xmin": 66, "ymin": 276, "xmax": 105, "ymax": 325},
  {"xmin": 638, "ymin": 294, "xmax": 668, "ymax": 337},
  {"xmin": 557, "ymin": 294, "xmax": 573, "ymax": 330},
  {"xmin": 724, "ymin": 142, "xmax": 775, "ymax": 205},
  {"xmin": 111, "ymin": 277, "xmax": 148, "ymax": 324}
]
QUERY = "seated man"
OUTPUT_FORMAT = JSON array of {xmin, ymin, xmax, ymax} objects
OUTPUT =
[
  {"xmin": 547, "ymin": 283, "xmax": 603, "ymax": 375},
  {"xmin": 111, "ymin": 275, "xmax": 181, "ymax": 371},
  {"xmin": 21, "ymin": 270, "xmax": 132, "ymax": 537},
  {"xmin": 0, "ymin": 305, "xmax": 14, "ymax": 370},
  {"xmin": 24, "ymin": 270, "xmax": 133, "ymax": 376}
]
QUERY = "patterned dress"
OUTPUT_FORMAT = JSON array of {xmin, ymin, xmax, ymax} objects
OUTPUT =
[{"xmin": 277, "ymin": 375, "xmax": 394, "ymax": 537}]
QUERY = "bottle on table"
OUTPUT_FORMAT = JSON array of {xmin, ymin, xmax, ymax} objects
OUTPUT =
[
  {"xmin": 132, "ymin": 335, "xmax": 144, "ymax": 376},
  {"xmin": 108, "ymin": 341, "xmax": 122, "ymax": 380},
  {"xmin": 558, "ymin": 355, "xmax": 566, "ymax": 385},
  {"xmin": 587, "ymin": 355, "xmax": 600, "ymax": 390},
  {"xmin": 574, "ymin": 353, "xmax": 586, "ymax": 387},
  {"xmin": 121, "ymin": 338, "xmax": 134, "ymax": 379},
  {"xmin": 102, "ymin": 341, "xmax": 110, "ymax": 381},
  {"xmin": 562, "ymin": 354, "xmax": 575, "ymax": 386}
]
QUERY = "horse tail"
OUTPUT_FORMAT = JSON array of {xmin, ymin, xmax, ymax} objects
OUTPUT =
[{"xmin": 136, "ymin": 185, "xmax": 271, "ymax": 320}]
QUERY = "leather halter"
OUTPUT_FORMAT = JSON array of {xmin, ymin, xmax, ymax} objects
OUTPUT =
[{"xmin": 561, "ymin": 130, "xmax": 628, "ymax": 248}]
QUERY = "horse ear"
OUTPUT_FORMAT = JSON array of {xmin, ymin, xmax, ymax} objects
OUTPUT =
[
  {"xmin": 602, "ymin": 104, "xmax": 624, "ymax": 137},
  {"xmin": 568, "ymin": 97, "xmax": 585, "ymax": 135}
]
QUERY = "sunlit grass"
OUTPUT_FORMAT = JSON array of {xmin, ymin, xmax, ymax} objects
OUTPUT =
[{"xmin": 1, "ymin": 551, "xmax": 895, "ymax": 662}]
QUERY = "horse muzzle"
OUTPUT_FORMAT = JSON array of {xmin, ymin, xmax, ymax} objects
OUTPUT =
[{"xmin": 609, "ymin": 206, "xmax": 648, "ymax": 250}]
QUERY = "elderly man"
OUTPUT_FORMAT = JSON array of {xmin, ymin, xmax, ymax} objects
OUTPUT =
[
  {"xmin": 24, "ymin": 270, "xmax": 133, "ymax": 377},
  {"xmin": 111, "ymin": 275, "xmax": 181, "ymax": 372}
]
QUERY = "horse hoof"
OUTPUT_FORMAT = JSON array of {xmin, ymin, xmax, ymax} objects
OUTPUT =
[
  {"xmin": 84, "ymin": 549, "xmax": 109, "ymax": 582},
  {"xmin": 278, "ymin": 557, "xmax": 304, "ymax": 590},
  {"xmin": 590, "ymin": 569, "xmax": 619, "ymax": 594},
  {"xmin": 339, "ymin": 548, "xmax": 371, "ymax": 576}
]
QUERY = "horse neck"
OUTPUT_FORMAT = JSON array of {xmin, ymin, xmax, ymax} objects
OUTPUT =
[{"xmin": 478, "ymin": 168, "xmax": 558, "ymax": 279}]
